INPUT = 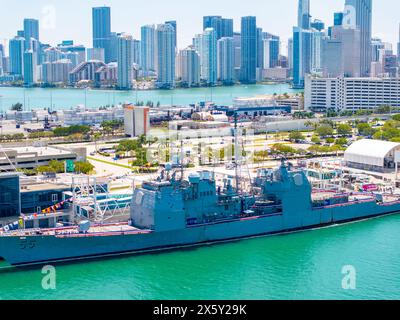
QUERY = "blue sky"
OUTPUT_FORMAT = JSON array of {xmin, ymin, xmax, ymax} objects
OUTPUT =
[{"xmin": 0, "ymin": 0, "xmax": 398, "ymax": 53}]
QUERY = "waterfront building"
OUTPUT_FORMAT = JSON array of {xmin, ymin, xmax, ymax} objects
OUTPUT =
[
  {"xmin": 288, "ymin": 38, "xmax": 293, "ymax": 74},
  {"xmin": 57, "ymin": 41, "xmax": 86, "ymax": 66},
  {"xmin": 221, "ymin": 19, "xmax": 234, "ymax": 38},
  {"xmin": 117, "ymin": 34, "xmax": 134, "ymax": 90},
  {"xmin": 155, "ymin": 24, "xmax": 176, "ymax": 89},
  {"xmin": 131, "ymin": 39, "xmax": 141, "ymax": 66},
  {"xmin": 256, "ymin": 28, "xmax": 264, "ymax": 72},
  {"xmin": 217, "ymin": 37, "xmax": 234, "ymax": 85},
  {"xmin": 23, "ymin": 18, "xmax": 39, "ymax": 50},
  {"xmin": 0, "ymin": 44, "xmax": 4, "ymax": 76},
  {"xmin": 310, "ymin": 19, "xmax": 325, "ymax": 31},
  {"xmin": 177, "ymin": 46, "xmax": 200, "ymax": 87},
  {"xmin": 298, "ymin": 0, "xmax": 311, "ymax": 30},
  {"xmin": 87, "ymin": 48, "xmax": 105, "ymax": 62},
  {"xmin": 262, "ymin": 67, "xmax": 290, "ymax": 80},
  {"xmin": 92, "ymin": 6, "xmax": 112, "ymax": 63},
  {"xmin": 69, "ymin": 60, "xmax": 106, "ymax": 85},
  {"xmin": 292, "ymin": 27, "xmax": 312, "ymax": 88},
  {"xmin": 23, "ymin": 50, "xmax": 37, "ymax": 86},
  {"xmin": 240, "ymin": 16, "xmax": 257, "ymax": 84},
  {"xmin": 263, "ymin": 37, "xmax": 280, "ymax": 69},
  {"xmin": 165, "ymin": 20, "xmax": 177, "ymax": 48},
  {"xmin": 9, "ymin": 37, "xmax": 25, "ymax": 76},
  {"xmin": 344, "ymin": 0, "xmax": 372, "ymax": 76},
  {"xmin": 63, "ymin": 105, "xmax": 124, "ymax": 125},
  {"xmin": 41, "ymin": 59, "xmax": 73, "ymax": 85},
  {"xmin": 233, "ymin": 32, "xmax": 241, "ymax": 80},
  {"xmin": 109, "ymin": 32, "xmax": 119, "ymax": 63},
  {"xmin": 95, "ymin": 62, "xmax": 118, "ymax": 87},
  {"xmin": 305, "ymin": 75, "xmax": 400, "ymax": 112},
  {"xmin": 124, "ymin": 104, "xmax": 150, "ymax": 137},
  {"xmin": 141, "ymin": 25, "xmax": 156, "ymax": 76},
  {"xmin": 43, "ymin": 47, "xmax": 63, "ymax": 63},
  {"xmin": 203, "ymin": 16, "xmax": 233, "ymax": 40},
  {"xmin": 201, "ymin": 28, "xmax": 218, "ymax": 86}
]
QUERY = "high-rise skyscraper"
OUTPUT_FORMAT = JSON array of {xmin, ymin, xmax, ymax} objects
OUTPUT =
[
  {"xmin": 334, "ymin": 12, "xmax": 344, "ymax": 26},
  {"xmin": 177, "ymin": 46, "xmax": 200, "ymax": 87},
  {"xmin": 240, "ymin": 16, "xmax": 257, "ymax": 84},
  {"xmin": 292, "ymin": 27, "xmax": 312, "ymax": 88},
  {"xmin": 201, "ymin": 28, "xmax": 218, "ymax": 86},
  {"xmin": 263, "ymin": 37, "xmax": 280, "ymax": 69},
  {"xmin": 217, "ymin": 37, "xmax": 234, "ymax": 84},
  {"xmin": 92, "ymin": 6, "xmax": 112, "ymax": 63},
  {"xmin": 141, "ymin": 25, "xmax": 156, "ymax": 76},
  {"xmin": 288, "ymin": 38, "xmax": 293, "ymax": 73},
  {"xmin": 344, "ymin": 0, "xmax": 372, "ymax": 76},
  {"xmin": 298, "ymin": 0, "xmax": 311, "ymax": 30},
  {"xmin": 256, "ymin": 28, "xmax": 264, "ymax": 70},
  {"xmin": 87, "ymin": 48, "xmax": 105, "ymax": 62},
  {"xmin": 0, "ymin": 44, "xmax": 4, "ymax": 76},
  {"xmin": 165, "ymin": 20, "xmax": 177, "ymax": 48},
  {"xmin": 117, "ymin": 34, "xmax": 133, "ymax": 90},
  {"xmin": 156, "ymin": 24, "xmax": 176, "ymax": 89},
  {"xmin": 23, "ymin": 50, "xmax": 37, "ymax": 86},
  {"xmin": 310, "ymin": 19, "xmax": 325, "ymax": 31},
  {"xmin": 203, "ymin": 16, "xmax": 233, "ymax": 40},
  {"xmin": 131, "ymin": 40, "xmax": 141, "ymax": 66},
  {"xmin": 23, "ymin": 18, "xmax": 39, "ymax": 50},
  {"xmin": 109, "ymin": 32, "xmax": 119, "ymax": 63},
  {"xmin": 331, "ymin": 26, "xmax": 361, "ymax": 77},
  {"xmin": 9, "ymin": 37, "xmax": 25, "ymax": 76},
  {"xmin": 397, "ymin": 23, "xmax": 400, "ymax": 66},
  {"xmin": 221, "ymin": 19, "xmax": 234, "ymax": 38}
]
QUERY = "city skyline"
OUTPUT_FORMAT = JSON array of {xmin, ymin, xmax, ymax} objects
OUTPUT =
[{"xmin": 0, "ymin": 0, "xmax": 399, "ymax": 53}]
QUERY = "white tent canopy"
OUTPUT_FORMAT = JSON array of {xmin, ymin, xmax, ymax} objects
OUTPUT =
[{"xmin": 344, "ymin": 139, "xmax": 400, "ymax": 167}]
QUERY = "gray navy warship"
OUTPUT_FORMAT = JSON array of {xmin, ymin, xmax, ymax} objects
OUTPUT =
[{"xmin": 1, "ymin": 161, "xmax": 400, "ymax": 266}]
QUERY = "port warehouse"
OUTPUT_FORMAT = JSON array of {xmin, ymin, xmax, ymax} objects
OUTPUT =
[
  {"xmin": 0, "ymin": 146, "xmax": 85, "ymax": 171},
  {"xmin": 304, "ymin": 75, "xmax": 400, "ymax": 112},
  {"xmin": 344, "ymin": 139, "xmax": 400, "ymax": 173}
]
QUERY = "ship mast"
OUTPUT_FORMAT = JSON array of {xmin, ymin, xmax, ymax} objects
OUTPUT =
[{"xmin": 233, "ymin": 109, "xmax": 240, "ymax": 193}]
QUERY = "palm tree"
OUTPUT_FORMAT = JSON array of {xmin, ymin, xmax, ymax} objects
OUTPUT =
[{"xmin": 93, "ymin": 133, "xmax": 101, "ymax": 152}]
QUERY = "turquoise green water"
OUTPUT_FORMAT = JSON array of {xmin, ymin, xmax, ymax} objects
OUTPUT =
[
  {"xmin": 1, "ymin": 214, "xmax": 400, "ymax": 300},
  {"xmin": 0, "ymin": 84, "xmax": 297, "ymax": 111}
]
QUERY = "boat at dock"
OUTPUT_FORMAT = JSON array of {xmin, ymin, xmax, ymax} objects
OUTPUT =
[{"xmin": 1, "ymin": 160, "xmax": 400, "ymax": 267}]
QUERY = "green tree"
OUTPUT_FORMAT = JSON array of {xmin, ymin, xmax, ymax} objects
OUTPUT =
[
  {"xmin": 316, "ymin": 125, "xmax": 334, "ymax": 138},
  {"xmin": 335, "ymin": 138, "xmax": 348, "ymax": 146},
  {"xmin": 288, "ymin": 131, "xmax": 305, "ymax": 141},
  {"xmin": 75, "ymin": 161, "xmax": 94, "ymax": 174},
  {"xmin": 11, "ymin": 103, "xmax": 23, "ymax": 111},
  {"xmin": 311, "ymin": 135, "xmax": 321, "ymax": 144},
  {"xmin": 337, "ymin": 123, "xmax": 353, "ymax": 136},
  {"xmin": 357, "ymin": 123, "xmax": 376, "ymax": 137}
]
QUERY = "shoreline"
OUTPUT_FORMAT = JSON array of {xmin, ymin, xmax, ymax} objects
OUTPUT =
[{"xmin": 0, "ymin": 81, "xmax": 293, "ymax": 93}]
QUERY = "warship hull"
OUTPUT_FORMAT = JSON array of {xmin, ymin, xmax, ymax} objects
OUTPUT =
[{"xmin": 1, "ymin": 200, "xmax": 400, "ymax": 266}]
